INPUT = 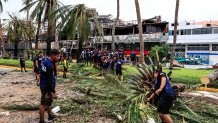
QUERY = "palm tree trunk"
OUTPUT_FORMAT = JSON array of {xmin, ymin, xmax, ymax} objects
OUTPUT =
[
  {"xmin": 46, "ymin": 0, "xmax": 55, "ymax": 56},
  {"xmin": 14, "ymin": 41, "xmax": 18, "ymax": 58},
  {"xmin": 0, "ymin": 15, "xmax": 5, "ymax": 57},
  {"xmin": 76, "ymin": 38, "xmax": 83, "ymax": 63},
  {"xmin": 35, "ymin": 12, "xmax": 42, "ymax": 50},
  {"xmin": 111, "ymin": 0, "xmax": 120, "ymax": 52},
  {"xmin": 26, "ymin": 1, "xmax": 31, "ymax": 50},
  {"xmin": 35, "ymin": 17, "xmax": 41, "ymax": 50},
  {"xmin": 134, "ymin": 0, "xmax": 144, "ymax": 64},
  {"xmin": 170, "ymin": 0, "xmax": 180, "ymax": 70}
]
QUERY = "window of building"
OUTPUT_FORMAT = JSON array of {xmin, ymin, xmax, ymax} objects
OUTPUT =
[
  {"xmin": 213, "ymin": 28, "xmax": 218, "ymax": 34},
  {"xmin": 180, "ymin": 29, "xmax": 191, "ymax": 35},
  {"xmin": 170, "ymin": 30, "xmax": 179, "ymax": 35},
  {"xmin": 212, "ymin": 44, "xmax": 218, "ymax": 51},
  {"xmin": 192, "ymin": 28, "xmax": 212, "ymax": 35},
  {"xmin": 169, "ymin": 30, "xmax": 173, "ymax": 36},
  {"xmin": 146, "ymin": 25, "xmax": 162, "ymax": 33},
  {"xmin": 188, "ymin": 44, "xmax": 209, "ymax": 51},
  {"xmin": 180, "ymin": 30, "xmax": 184, "ymax": 35}
]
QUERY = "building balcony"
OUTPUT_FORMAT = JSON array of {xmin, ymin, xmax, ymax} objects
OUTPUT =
[{"xmin": 95, "ymin": 33, "xmax": 168, "ymax": 43}]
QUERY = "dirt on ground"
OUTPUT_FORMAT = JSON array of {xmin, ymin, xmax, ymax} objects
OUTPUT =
[{"xmin": 0, "ymin": 68, "xmax": 115, "ymax": 123}]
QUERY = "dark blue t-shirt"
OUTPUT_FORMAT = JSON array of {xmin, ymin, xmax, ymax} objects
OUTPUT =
[
  {"xmin": 155, "ymin": 73, "xmax": 174, "ymax": 97},
  {"xmin": 40, "ymin": 59, "xmax": 56, "ymax": 93},
  {"xmin": 116, "ymin": 60, "xmax": 123, "ymax": 70},
  {"xmin": 36, "ymin": 56, "xmax": 44, "ymax": 68},
  {"xmin": 20, "ymin": 57, "xmax": 25, "ymax": 65}
]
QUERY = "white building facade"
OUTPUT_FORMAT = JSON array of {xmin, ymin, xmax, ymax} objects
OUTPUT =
[{"xmin": 167, "ymin": 22, "xmax": 218, "ymax": 65}]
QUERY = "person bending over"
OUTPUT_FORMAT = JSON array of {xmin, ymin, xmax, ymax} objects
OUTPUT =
[{"xmin": 148, "ymin": 69, "xmax": 174, "ymax": 123}]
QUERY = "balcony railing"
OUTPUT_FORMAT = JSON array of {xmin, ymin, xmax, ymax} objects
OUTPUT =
[{"xmin": 95, "ymin": 33, "xmax": 168, "ymax": 43}]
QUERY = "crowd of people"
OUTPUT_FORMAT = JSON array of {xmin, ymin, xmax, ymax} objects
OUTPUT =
[{"xmin": 80, "ymin": 49, "xmax": 137, "ymax": 81}]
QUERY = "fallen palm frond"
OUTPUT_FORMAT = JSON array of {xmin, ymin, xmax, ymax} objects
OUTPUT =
[{"xmin": 125, "ymin": 55, "xmax": 211, "ymax": 123}]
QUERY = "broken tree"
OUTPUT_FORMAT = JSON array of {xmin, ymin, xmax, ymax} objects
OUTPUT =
[{"xmin": 201, "ymin": 70, "xmax": 218, "ymax": 87}]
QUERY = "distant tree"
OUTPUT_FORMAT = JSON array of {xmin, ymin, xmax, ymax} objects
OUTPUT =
[
  {"xmin": 56, "ymin": 4, "xmax": 103, "ymax": 62},
  {"xmin": 7, "ymin": 14, "xmax": 35, "ymax": 58},
  {"xmin": 20, "ymin": 0, "xmax": 61, "ymax": 55},
  {"xmin": 149, "ymin": 44, "xmax": 170, "ymax": 62}
]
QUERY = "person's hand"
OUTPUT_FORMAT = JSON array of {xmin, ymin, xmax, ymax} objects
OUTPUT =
[
  {"xmin": 155, "ymin": 89, "xmax": 162, "ymax": 95},
  {"xmin": 52, "ymin": 92, "xmax": 58, "ymax": 99},
  {"xmin": 147, "ymin": 97, "xmax": 151, "ymax": 102}
]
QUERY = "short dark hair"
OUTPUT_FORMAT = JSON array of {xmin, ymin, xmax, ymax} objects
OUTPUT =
[
  {"xmin": 39, "ymin": 51, "xmax": 43, "ymax": 54},
  {"xmin": 50, "ymin": 49, "xmax": 60, "ymax": 56},
  {"xmin": 154, "ymin": 69, "xmax": 161, "ymax": 73}
]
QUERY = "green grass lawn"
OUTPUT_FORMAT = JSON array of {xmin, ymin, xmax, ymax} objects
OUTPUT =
[
  {"xmin": 0, "ymin": 58, "xmax": 33, "ymax": 68},
  {"xmin": 0, "ymin": 58, "xmax": 217, "ymax": 87}
]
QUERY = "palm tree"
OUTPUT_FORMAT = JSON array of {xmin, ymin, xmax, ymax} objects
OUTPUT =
[
  {"xmin": 56, "ymin": 4, "xmax": 103, "ymax": 62},
  {"xmin": 7, "ymin": 14, "xmax": 26, "ymax": 58},
  {"xmin": 20, "ymin": 0, "xmax": 61, "ymax": 55},
  {"xmin": 0, "ymin": 0, "xmax": 8, "ymax": 57},
  {"xmin": 170, "ymin": 0, "xmax": 180, "ymax": 70},
  {"xmin": 22, "ymin": 0, "xmax": 32, "ymax": 21},
  {"xmin": 134, "ymin": 0, "xmax": 144, "ymax": 64},
  {"xmin": 22, "ymin": 0, "xmax": 34, "ymax": 52},
  {"xmin": 111, "ymin": 0, "xmax": 120, "ymax": 52}
]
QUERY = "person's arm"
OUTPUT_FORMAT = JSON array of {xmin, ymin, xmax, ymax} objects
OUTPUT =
[
  {"xmin": 147, "ymin": 93, "xmax": 155, "ymax": 102},
  {"xmin": 155, "ymin": 77, "xmax": 166, "ymax": 95},
  {"xmin": 46, "ymin": 65, "xmax": 55, "ymax": 93},
  {"xmin": 35, "ymin": 59, "xmax": 39, "ymax": 68},
  {"xmin": 55, "ymin": 63, "xmax": 59, "ymax": 75}
]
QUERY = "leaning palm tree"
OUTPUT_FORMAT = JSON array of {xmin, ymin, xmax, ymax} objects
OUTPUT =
[
  {"xmin": 20, "ymin": 0, "xmax": 61, "ymax": 54},
  {"xmin": 56, "ymin": 4, "xmax": 103, "ymax": 62},
  {"xmin": 134, "ymin": 0, "xmax": 144, "ymax": 64},
  {"xmin": 0, "ymin": 0, "xmax": 8, "ymax": 57},
  {"xmin": 111, "ymin": 0, "xmax": 120, "ymax": 52},
  {"xmin": 170, "ymin": 0, "xmax": 180, "ymax": 70}
]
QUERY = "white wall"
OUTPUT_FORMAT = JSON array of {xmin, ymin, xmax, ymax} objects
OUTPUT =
[{"xmin": 209, "ymin": 55, "xmax": 218, "ymax": 65}]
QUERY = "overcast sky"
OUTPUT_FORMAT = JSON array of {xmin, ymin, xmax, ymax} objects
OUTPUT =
[{"xmin": 1, "ymin": 0, "xmax": 218, "ymax": 22}]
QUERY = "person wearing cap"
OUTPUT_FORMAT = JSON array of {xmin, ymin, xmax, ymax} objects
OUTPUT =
[
  {"xmin": 148, "ymin": 69, "xmax": 174, "ymax": 123},
  {"xmin": 39, "ymin": 49, "xmax": 59, "ymax": 123}
]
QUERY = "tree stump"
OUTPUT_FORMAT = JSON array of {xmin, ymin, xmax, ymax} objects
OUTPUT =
[
  {"xmin": 173, "ymin": 83, "xmax": 185, "ymax": 96},
  {"xmin": 201, "ymin": 71, "xmax": 218, "ymax": 87}
]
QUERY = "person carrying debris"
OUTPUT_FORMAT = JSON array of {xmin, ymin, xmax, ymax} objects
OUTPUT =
[
  {"xmin": 147, "ymin": 69, "xmax": 174, "ymax": 123},
  {"xmin": 39, "ymin": 49, "xmax": 59, "ymax": 123}
]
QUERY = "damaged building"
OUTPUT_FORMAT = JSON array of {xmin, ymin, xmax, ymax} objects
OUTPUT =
[{"xmin": 95, "ymin": 16, "xmax": 169, "ymax": 55}]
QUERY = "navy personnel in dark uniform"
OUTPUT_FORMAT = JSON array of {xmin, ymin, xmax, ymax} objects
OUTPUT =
[
  {"xmin": 148, "ymin": 69, "xmax": 174, "ymax": 123},
  {"xmin": 39, "ymin": 49, "xmax": 59, "ymax": 123}
]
